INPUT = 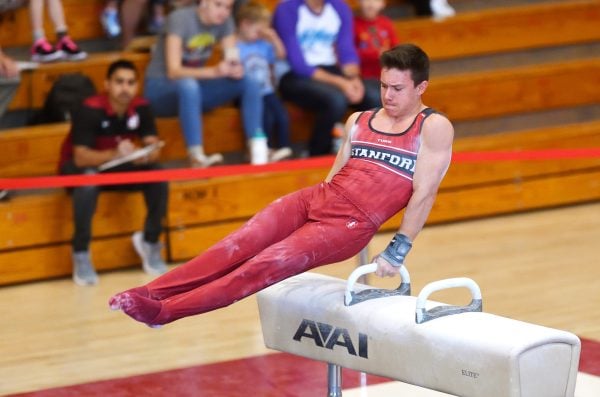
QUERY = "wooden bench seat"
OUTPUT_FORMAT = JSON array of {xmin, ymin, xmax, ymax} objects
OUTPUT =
[
  {"xmin": 3, "ymin": 57, "xmax": 598, "ymax": 178},
  {"xmin": 170, "ymin": 166, "xmax": 600, "ymax": 257},
  {"xmin": 0, "ymin": 105, "xmax": 314, "ymax": 178},
  {"xmin": 0, "ymin": 190, "xmax": 148, "ymax": 251},
  {"xmin": 2, "ymin": 120, "xmax": 598, "ymax": 285},
  {"xmin": 442, "ymin": 121, "xmax": 600, "ymax": 188},
  {"xmin": 427, "ymin": 58, "xmax": 600, "ymax": 121},
  {"xmin": 0, "ymin": 235, "xmax": 143, "ymax": 286},
  {"xmin": 395, "ymin": 0, "xmax": 600, "ymax": 61},
  {"xmin": 9, "ymin": 52, "xmax": 151, "ymax": 111}
]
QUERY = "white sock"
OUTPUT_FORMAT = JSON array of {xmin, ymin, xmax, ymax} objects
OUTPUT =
[{"xmin": 188, "ymin": 145, "xmax": 205, "ymax": 159}]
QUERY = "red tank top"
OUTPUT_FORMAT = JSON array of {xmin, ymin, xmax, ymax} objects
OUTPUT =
[{"xmin": 329, "ymin": 108, "xmax": 435, "ymax": 227}]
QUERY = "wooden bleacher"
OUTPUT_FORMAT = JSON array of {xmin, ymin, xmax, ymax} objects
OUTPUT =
[
  {"xmin": 6, "ymin": 0, "xmax": 600, "ymax": 112},
  {"xmin": 2, "ymin": 0, "xmax": 599, "ymax": 54},
  {"xmin": 0, "ymin": 105, "xmax": 315, "ymax": 178},
  {"xmin": 8, "ymin": 52, "xmax": 151, "ymax": 112},
  {"xmin": 394, "ymin": 0, "xmax": 600, "ymax": 60},
  {"xmin": 2, "ymin": 120, "xmax": 600, "ymax": 284},
  {"xmin": 6, "ymin": 55, "xmax": 599, "ymax": 176},
  {"xmin": 2, "ymin": 57, "xmax": 599, "ymax": 178},
  {"xmin": 1, "ymin": 0, "xmax": 599, "ymax": 285},
  {"xmin": 167, "ymin": 120, "xmax": 600, "ymax": 261}
]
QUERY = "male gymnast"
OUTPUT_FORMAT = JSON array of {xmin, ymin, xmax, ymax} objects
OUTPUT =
[{"xmin": 109, "ymin": 43, "xmax": 454, "ymax": 327}]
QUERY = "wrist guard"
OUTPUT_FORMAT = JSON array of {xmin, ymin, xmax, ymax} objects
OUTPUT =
[{"xmin": 380, "ymin": 233, "xmax": 412, "ymax": 267}]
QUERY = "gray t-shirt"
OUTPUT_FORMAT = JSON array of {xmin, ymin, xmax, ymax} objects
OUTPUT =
[{"xmin": 145, "ymin": 6, "xmax": 235, "ymax": 79}]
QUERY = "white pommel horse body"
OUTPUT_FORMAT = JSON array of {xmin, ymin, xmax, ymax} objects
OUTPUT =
[{"xmin": 257, "ymin": 263, "xmax": 581, "ymax": 397}]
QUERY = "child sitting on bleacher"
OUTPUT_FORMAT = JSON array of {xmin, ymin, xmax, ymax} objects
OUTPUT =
[
  {"xmin": 235, "ymin": 2, "xmax": 293, "ymax": 162},
  {"xmin": 354, "ymin": 0, "xmax": 399, "ymax": 80},
  {"xmin": 29, "ymin": 0, "xmax": 87, "ymax": 62}
]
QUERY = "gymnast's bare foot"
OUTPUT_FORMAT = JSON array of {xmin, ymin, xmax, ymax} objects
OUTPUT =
[
  {"xmin": 109, "ymin": 286, "xmax": 151, "ymax": 310},
  {"xmin": 115, "ymin": 292, "xmax": 163, "ymax": 328}
]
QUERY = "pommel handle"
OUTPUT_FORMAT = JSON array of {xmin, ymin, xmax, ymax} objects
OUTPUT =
[
  {"xmin": 415, "ymin": 277, "xmax": 482, "ymax": 324},
  {"xmin": 344, "ymin": 263, "xmax": 411, "ymax": 306}
]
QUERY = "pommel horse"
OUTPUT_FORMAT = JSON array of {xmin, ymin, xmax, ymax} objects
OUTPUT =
[{"xmin": 257, "ymin": 263, "xmax": 580, "ymax": 396}]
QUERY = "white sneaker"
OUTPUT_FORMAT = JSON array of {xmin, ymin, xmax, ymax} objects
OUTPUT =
[
  {"xmin": 132, "ymin": 231, "xmax": 168, "ymax": 276},
  {"xmin": 190, "ymin": 152, "xmax": 224, "ymax": 168},
  {"xmin": 269, "ymin": 147, "xmax": 293, "ymax": 162},
  {"xmin": 430, "ymin": 0, "xmax": 455, "ymax": 18}
]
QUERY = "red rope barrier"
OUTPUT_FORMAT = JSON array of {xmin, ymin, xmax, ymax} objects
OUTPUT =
[
  {"xmin": 452, "ymin": 148, "xmax": 600, "ymax": 162},
  {"xmin": 1, "ymin": 148, "xmax": 599, "ymax": 190},
  {"xmin": 0, "ymin": 156, "xmax": 335, "ymax": 190}
]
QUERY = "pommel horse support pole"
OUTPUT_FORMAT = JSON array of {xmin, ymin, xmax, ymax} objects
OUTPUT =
[{"xmin": 257, "ymin": 264, "xmax": 581, "ymax": 397}]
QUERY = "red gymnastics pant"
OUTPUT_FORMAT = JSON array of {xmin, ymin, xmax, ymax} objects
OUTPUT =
[{"xmin": 144, "ymin": 182, "xmax": 379, "ymax": 324}]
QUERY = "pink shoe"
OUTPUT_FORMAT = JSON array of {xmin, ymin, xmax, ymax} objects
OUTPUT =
[
  {"xmin": 55, "ymin": 36, "xmax": 88, "ymax": 61},
  {"xmin": 31, "ymin": 38, "xmax": 63, "ymax": 63}
]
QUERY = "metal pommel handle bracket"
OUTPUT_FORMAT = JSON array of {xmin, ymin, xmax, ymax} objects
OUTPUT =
[
  {"xmin": 344, "ymin": 263, "xmax": 411, "ymax": 306},
  {"xmin": 415, "ymin": 277, "xmax": 483, "ymax": 324}
]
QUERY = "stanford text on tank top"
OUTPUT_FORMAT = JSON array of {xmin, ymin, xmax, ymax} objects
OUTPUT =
[{"xmin": 329, "ymin": 108, "xmax": 436, "ymax": 226}]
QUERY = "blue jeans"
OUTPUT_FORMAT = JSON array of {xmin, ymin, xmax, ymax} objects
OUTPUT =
[{"xmin": 144, "ymin": 76, "xmax": 263, "ymax": 148}]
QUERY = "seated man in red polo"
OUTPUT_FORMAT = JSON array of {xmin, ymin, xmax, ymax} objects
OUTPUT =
[{"xmin": 59, "ymin": 59, "xmax": 168, "ymax": 286}]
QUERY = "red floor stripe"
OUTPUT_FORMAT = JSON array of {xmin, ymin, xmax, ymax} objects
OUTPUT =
[
  {"xmin": 7, "ymin": 353, "xmax": 390, "ymax": 397},
  {"xmin": 9, "ymin": 336, "xmax": 600, "ymax": 396},
  {"xmin": 580, "ymin": 338, "xmax": 600, "ymax": 377}
]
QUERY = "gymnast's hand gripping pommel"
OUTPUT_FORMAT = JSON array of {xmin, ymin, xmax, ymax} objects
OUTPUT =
[
  {"xmin": 380, "ymin": 232, "xmax": 412, "ymax": 267},
  {"xmin": 373, "ymin": 232, "xmax": 412, "ymax": 278}
]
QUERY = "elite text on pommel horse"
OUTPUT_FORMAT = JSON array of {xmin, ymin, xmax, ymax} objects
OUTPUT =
[{"xmin": 257, "ymin": 263, "xmax": 580, "ymax": 397}]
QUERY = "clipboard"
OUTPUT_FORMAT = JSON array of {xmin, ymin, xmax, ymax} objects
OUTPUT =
[{"xmin": 98, "ymin": 141, "xmax": 165, "ymax": 171}]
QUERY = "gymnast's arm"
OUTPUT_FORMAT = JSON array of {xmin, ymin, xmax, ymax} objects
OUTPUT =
[
  {"xmin": 325, "ymin": 112, "xmax": 360, "ymax": 182},
  {"xmin": 375, "ymin": 114, "xmax": 454, "ymax": 276},
  {"xmin": 398, "ymin": 114, "xmax": 453, "ymax": 240}
]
